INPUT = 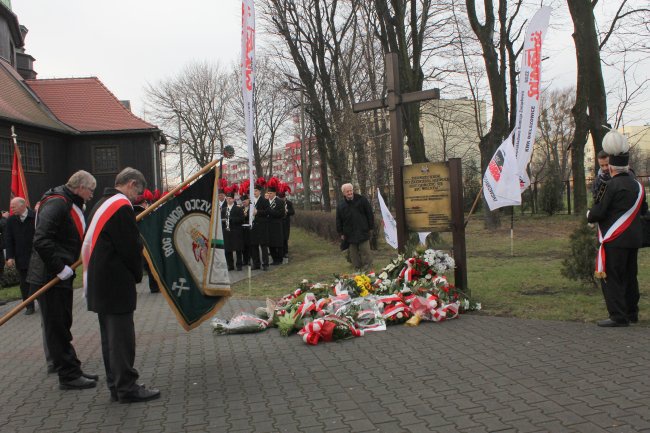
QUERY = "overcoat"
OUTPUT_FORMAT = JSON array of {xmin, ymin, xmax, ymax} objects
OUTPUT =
[
  {"xmin": 250, "ymin": 196, "xmax": 270, "ymax": 245},
  {"xmin": 222, "ymin": 203, "xmax": 245, "ymax": 251},
  {"xmin": 5, "ymin": 209, "xmax": 36, "ymax": 270},
  {"xmin": 266, "ymin": 196, "xmax": 285, "ymax": 248},
  {"xmin": 336, "ymin": 193, "xmax": 374, "ymax": 244},
  {"xmin": 27, "ymin": 186, "xmax": 85, "ymax": 289},
  {"xmin": 588, "ymin": 173, "xmax": 648, "ymax": 248},
  {"xmin": 86, "ymin": 188, "xmax": 143, "ymax": 314}
]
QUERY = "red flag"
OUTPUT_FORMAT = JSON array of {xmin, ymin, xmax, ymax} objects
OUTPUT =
[{"xmin": 10, "ymin": 139, "xmax": 30, "ymax": 211}]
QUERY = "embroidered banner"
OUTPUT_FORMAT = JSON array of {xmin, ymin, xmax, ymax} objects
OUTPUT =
[{"xmin": 138, "ymin": 168, "xmax": 230, "ymax": 331}]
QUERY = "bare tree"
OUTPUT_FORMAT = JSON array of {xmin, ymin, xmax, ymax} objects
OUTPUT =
[
  {"xmin": 145, "ymin": 62, "xmax": 234, "ymax": 177},
  {"xmin": 229, "ymin": 55, "xmax": 294, "ymax": 179},
  {"xmin": 534, "ymin": 87, "xmax": 575, "ymax": 182},
  {"xmin": 465, "ymin": 0, "xmax": 525, "ymax": 228},
  {"xmin": 567, "ymin": 0, "xmax": 650, "ymax": 214}
]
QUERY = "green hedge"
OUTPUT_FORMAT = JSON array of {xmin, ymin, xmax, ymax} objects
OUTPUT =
[{"xmin": 292, "ymin": 210, "xmax": 381, "ymax": 249}]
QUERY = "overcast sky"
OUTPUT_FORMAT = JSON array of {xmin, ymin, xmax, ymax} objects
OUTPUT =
[{"xmin": 11, "ymin": 0, "xmax": 649, "ymax": 128}]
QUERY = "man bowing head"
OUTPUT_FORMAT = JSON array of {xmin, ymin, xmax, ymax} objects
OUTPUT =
[{"xmin": 83, "ymin": 167, "xmax": 161, "ymax": 403}]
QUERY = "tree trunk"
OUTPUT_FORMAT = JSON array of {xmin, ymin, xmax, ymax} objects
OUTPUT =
[{"xmin": 567, "ymin": 0, "xmax": 609, "ymax": 214}]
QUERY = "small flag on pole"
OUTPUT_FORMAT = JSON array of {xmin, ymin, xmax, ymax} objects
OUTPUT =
[{"xmin": 10, "ymin": 126, "xmax": 30, "ymax": 210}]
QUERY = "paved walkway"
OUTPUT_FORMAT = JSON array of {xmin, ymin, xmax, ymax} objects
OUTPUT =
[{"xmin": 1, "ymin": 276, "xmax": 649, "ymax": 433}]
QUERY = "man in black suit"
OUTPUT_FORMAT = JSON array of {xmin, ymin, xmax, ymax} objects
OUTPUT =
[
  {"xmin": 84, "ymin": 167, "xmax": 160, "ymax": 403},
  {"xmin": 588, "ymin": 131, "xmax": 648, "ymax": 327},
  {"xmin": 5, "ymin": 197, "xmax": 35, "ymax": 314}
]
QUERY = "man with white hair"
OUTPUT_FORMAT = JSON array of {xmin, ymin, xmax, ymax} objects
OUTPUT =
[
  {"xmin": 336, "ymin": 183, "xmax": 374, "ymax": 272},
  {"xmin": 27, "ymin": 170, "xmax": 99, "ymax": 389},
  {"xmin": 588, "ymin": 130, "xmax": 648, "ymax": 327}
]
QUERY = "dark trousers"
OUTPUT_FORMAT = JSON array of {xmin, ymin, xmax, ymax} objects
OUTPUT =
[
  {"xmin": 35, "ymin": 284, "xmax": 82, "ymax": 382},
  {"xmin": 601, "ymin": 246, "xmax": 639, "ymax": 322},
  {"xmin": 144, "ymin": 262, "xmax": 159, "ymax": 293},
  {"xmin": 225, "ymin": 250, "xmax": 243, "ymax": 270},
  {"xmin": 270, "ymin": 247, "xmax": 284, "ymax": 264},
  {"xmin": 18, "ymin": 268, "xmax": 34, "ymax": 309},
  {"xmin": 98, "ymin": 312, "xmax": 139, "ymax": 398},
  {"xmin": 249, "ymin": 244, "xmax": 269, "ymax": 268}
]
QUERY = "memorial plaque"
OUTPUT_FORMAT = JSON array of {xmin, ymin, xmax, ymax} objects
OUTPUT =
[{"xmin": 402, "ymin": 162, "xmax": 452, "ymax": 232}]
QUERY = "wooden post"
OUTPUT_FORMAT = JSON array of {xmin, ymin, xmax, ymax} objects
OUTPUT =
[
  {"xmin": 352, "ymin": 52, "xmax": 440, "ymax": 251},
  {"xmin": 448, "ymin": 158, "xmax": 468, "ymax": 294}
]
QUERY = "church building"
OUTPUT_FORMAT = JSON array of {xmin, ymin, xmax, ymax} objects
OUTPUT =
[{"xmin": 0, "ymin": 1, "xmax": 165, "ymax": 209}]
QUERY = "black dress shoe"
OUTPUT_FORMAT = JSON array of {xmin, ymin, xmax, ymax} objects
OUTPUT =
[
  {"xmin": 119, "ymin": 385, "xmax": 161, "ymax": 403},
  {"xmin": 82, "ymin": 372, "xmax": 99, "ymax": 381},
  {"xmin": 25, "ymin": 306, "xmax": 35, "ymax": 315},
  {"xmin": 597, "ymin": 319, "xmax": 629, "ymax": 327},
  {"xmin": 629, "ymin": 315, "xmax": 639, "ymax": 324},
  {"xmin": 251, "ymin": 265, "xmax": 260, "ymax": 270},
  {"xmin": 227, "ymin": 267, "xmax": 235, "ymax": 271},
  {"xmin": 59, "ymin": 376, "xmax": 97, "ymax": 390}
]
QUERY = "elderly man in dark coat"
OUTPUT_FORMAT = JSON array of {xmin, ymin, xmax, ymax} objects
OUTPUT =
[
  {"xmin": 6, "ymin": 197, "xmax": 36, "ymax": 314},
  {"xmin": 336, "ymin": 183, "xmax": 375, "ymax": 272},
  {"xmin": 84, "ymin": 167, "xmax": 160, "ymax": 403},
  {"xmin": 27, "ymin": 170, "xmax": 98, "ymax": 390}
]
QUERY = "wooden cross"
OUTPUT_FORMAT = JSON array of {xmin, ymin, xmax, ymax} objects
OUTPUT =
[{"xmin": 353, "ymin": 52, "xmax": 440, "ymax": 251}]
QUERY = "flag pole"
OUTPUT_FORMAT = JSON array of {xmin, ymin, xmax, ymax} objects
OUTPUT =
[
  {"xmin": 464, "ymin": 185, "xmax": 483, "ymax": 228},
  {"xmin": 0, "ymin": 157, "xmax": 224, "ymax": 327}
]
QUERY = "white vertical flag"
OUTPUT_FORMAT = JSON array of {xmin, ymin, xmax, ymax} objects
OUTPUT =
[
  {"xmin": 377, "ymin": 189, "xmax": 398, "ymax": 249},
  {"xmin": 483, "ymin": 6, "xmax": 551, "ymax": 210},
  {"xmin": 241, "ymin": 0, "xmax": 256, "ymax": 224}
]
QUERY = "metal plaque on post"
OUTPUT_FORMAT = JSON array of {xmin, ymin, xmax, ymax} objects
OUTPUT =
[{"xmin": 402, "ymin": 162, "xmax": 452, "ymax": 232}]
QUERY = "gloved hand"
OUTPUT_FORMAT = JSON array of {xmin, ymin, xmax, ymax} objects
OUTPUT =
[{"xmin": 57, "ymin": 265, "xmax": 74, "ymax": 281}]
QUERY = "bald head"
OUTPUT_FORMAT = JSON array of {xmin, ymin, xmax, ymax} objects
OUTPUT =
[{"xmin": 10, "ymin": 197, "xmax": 26, "ymax": 215}]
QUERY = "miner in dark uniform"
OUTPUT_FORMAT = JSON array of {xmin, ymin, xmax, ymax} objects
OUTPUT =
[
  {"xmin": 266, "ymin": 177, "xmax": 286, "ymax": 265},
  {"xmin": 588, "ymin": 130, "xmax": 647, "ymax": 327},
  {"xmin": 222, "ymin": 184, "xmax": 245, "ymax": 271},
  {"xmin": 239, "ymin": 180, "xmax": 252, "ymax": 267},
  {"xmin": 278, "ymin": 183, "xmax": 295, "ymax": 259},
  {"xmin": 250, "ymin": 177, "xmax": 270, "ymax": 270}
]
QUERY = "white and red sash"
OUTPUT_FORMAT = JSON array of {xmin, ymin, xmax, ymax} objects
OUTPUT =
[
  {"xmin": 595, "ymin": 181, "xmax": 644, "ymax": 278},
  {"xmin": 35, "ymin": 195, "xmax": 86, "ymax": 241},
  {"xmin": 82, "ymin": 193, "xmax": 132, "ymax": 291}
]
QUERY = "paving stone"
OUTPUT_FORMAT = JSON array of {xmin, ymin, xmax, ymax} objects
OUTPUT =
[{"xmin": 1, "ymin": 290, "xmax": 650, "ymax": 432}]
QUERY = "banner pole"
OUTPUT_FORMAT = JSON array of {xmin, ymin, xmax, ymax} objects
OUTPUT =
[
  {"xmin": 137, "ymin": 158, "xmax": 222, "ymax": 221},
  {"xmin": 0, "ymin": 157, "xmax": 223, "ymax": 327}
]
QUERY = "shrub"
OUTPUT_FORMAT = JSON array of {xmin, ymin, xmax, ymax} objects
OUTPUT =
[
  {"xmin": 0, "ymin": 266, "xmax": 20, "ymax": 288},
  {"xmin": 293, "ymin": 210, "xmax": 380, "ymax": 250},
  {"xmin": 561, "ymin": 219, "xmax": 598, "ymax": 288},
  {"xmin": 539, "ymin": 165, "xmax": 564, "ymax": 215}
]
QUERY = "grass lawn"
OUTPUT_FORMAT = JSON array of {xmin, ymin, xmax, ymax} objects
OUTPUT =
[
  {"xmin": 230, "ymin": 213, "xmax": 649, "ymax": 325},
  {"xmin": 3, "ymin": 213, "xmax": 647, "ymax": 326}
]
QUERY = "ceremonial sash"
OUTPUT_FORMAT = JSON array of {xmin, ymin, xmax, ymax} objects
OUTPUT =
[
  {"xmin": 35, "ymin": 195, "xmax": 86, "ymax": 241},
  {"xmin": 82, "ymin": 194, "xmax": 132, "ymax": 290},
  {"xmin": 595, "ymin": 181, "xmax": 644, "ymax": 278}
]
